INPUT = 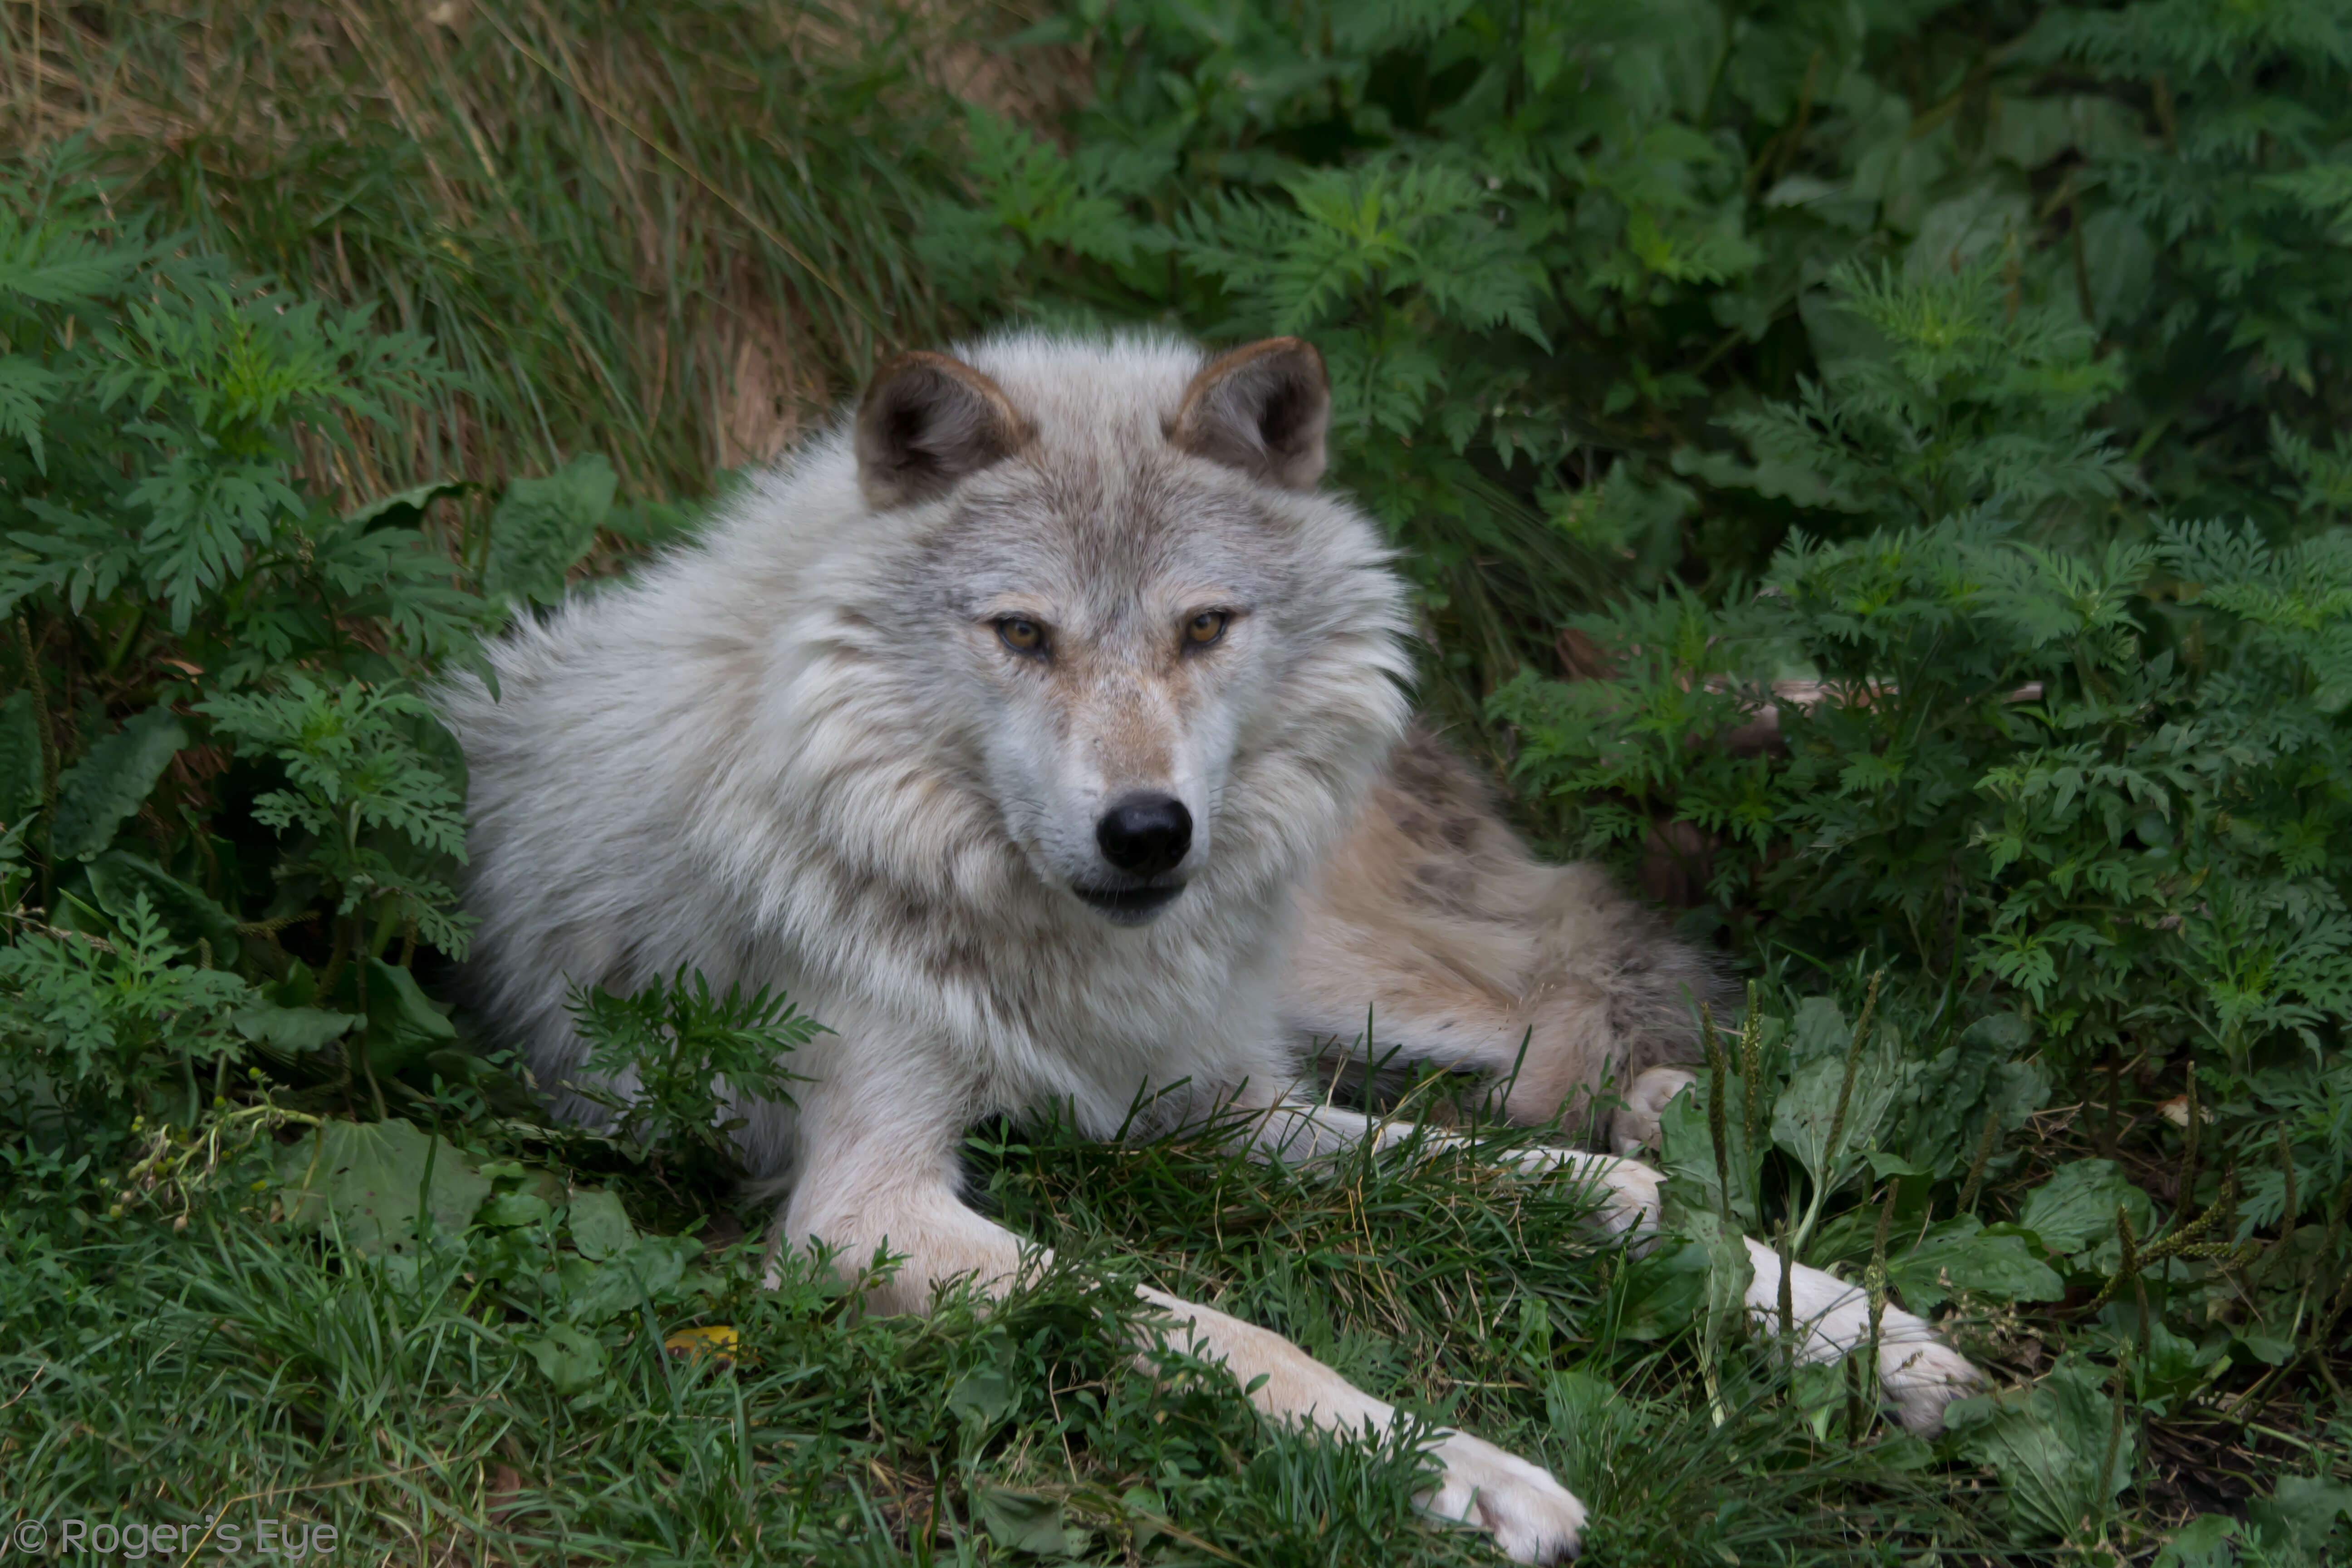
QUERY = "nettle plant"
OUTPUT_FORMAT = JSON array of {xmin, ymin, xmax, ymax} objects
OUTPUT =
[
  {"xmin": 1491, "ymin": 258, "xmax": 2352, "ymax": 1532},
  {"xmin": 0, "ymin": 158, "xmax": 753, "ymax": 1176}
]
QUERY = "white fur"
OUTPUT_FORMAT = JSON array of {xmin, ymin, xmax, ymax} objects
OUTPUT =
[{"xmin": 444, "ymin": 331, "xmax": 1977, "ymax": 1564}]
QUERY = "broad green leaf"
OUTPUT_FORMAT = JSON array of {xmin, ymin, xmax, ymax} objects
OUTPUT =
[
  {"xmin": 345, "ymin": 479, "xmax": 471, "ymax": 532},
  {"xmin": 482, "ymin": 454, "xmax": 616, "ymax": 605},
  {"xmin": 51, "ymin": 705, "xmax": 186, "ymax": 861},
  {"xmin": 1657, "ymin": 1070, "xmax": 1759, "ymax": 1227},
  {"xmin": 1612, "ymin": 1234, "xmax": 1712, "ymax": 1341},
  {"xmin": 974, "ymin": 1488, "xmax": 1074, "ymax": 1557},
  {"xmin": 950, "ymin": 1365, "xmax": 1017, "ymax": 1427},
  {"xmin": 2246, "ymin": 1475, "xmax": 2352, "ymax": 1558},
  {"xmin": 1788, "ymin": 996, "xmax": 1850, "ymax": 1060},
  {"xmin": 1687, "ymin": 1209, "xmax": 1754, "ymax": 1393},
  {"xmin": 2149, "ymin": 1514, "xmax": 2235, "ymax": 1568},
  {"xmin": 85, "ymin": 850, "xmax": 240, "ymax": 958},
  {"xmin": 1946, "ymin": 1360, "xmax": 2133, "ymax": 1542},
  {"xmin": 480, "ymin": 1191, "xmax": 554, "ymax": 1227},
  {"xmin": 2016, "ymin": 1159, "xmax": 2155, "ymax": 1260},
  {"xmin": 232, "ymin": 1002, "xmax": 364, "ymax": 1053},
  {"xmin": 1886, "ymin": 1216, "xmax": 2064, "ymax": 1312},
  {"xmin": 565, "ymin": 1234, "xmax": 700, "ymax": 1324},
  {"xmin": 564, "ymin": 1188, "xmax": 637, "ymax": 1261},
  {"xmin": 276, "ymin": 1117, "xmax": 492, "ymax": 1257},
  {"xmin": 1896, "ymin": 1014, "xmax": 2049, "ymax": 1181},
  {"xmin": 520, "ymin": 1323, "xmax": 608, "ymax": 1395},
  {"xmin": 1771, "ymin": 1044, "xmax": 1904, "ymax": 1192},
  {"xmin": 359, "ymin": 956, "xmax": 458, "ymax": 1077}
]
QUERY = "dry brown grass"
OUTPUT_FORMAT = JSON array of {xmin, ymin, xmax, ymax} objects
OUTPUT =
[{"xmin": 2, "ymin": 0, "xmax": 1072, "ymax": 501}]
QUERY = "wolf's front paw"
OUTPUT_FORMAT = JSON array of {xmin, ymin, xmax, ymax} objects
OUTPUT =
[
  {"xmin": 1421, "ymin": 1430, "xmax": 1586, "ymax": 1563},
  {"xmin": 1879, "ymin": 1336, "xmax": 1982, "ymax": 1436}
]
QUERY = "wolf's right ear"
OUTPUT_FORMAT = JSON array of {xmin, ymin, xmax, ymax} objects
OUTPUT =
[
  {"xmin": 1170, "ymin": 337, "xmax": 1331, "ymax": 491},
  {"xmin": 855, "ymin": 352, "xmax": 1030, "ymax": 510}
]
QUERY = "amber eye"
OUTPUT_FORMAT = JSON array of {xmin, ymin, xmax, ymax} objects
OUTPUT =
[
  {"xmin": 1183, "ymin": 610, "xmax": 1230, "ymax": 648},
  {"xmin": 996, "ymin": 617, "xmax": 1047, "ymax": 654}
]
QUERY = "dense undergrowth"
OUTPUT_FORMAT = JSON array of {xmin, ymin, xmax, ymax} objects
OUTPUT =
[{"xmin": 2, "ymin": 0, "xmax": 2348, "ymax": 1563}]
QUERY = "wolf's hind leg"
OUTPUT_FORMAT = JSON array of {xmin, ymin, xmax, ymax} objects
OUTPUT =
[
  {"xmin": 1284, "ymin": 728, "xmax": 1721, "ymax": 1141},
  {"xmin": 1610, "ymin": 1065, "xmax": 1698, "ymax": 1155},
  {"xmin": 1240, "ymin": 1099, "xmax": 1980, "ymax": 1436}
]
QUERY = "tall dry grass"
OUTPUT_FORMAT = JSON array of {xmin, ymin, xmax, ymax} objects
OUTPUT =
[{"xmin": 3, "ymin": 0, "xmax": 1058, "ymax": 501}]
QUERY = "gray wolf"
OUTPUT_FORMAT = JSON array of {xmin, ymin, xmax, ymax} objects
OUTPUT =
[{"xmin": 441, "ymin": 331, "xmax": 1979, "ymax": 1563}]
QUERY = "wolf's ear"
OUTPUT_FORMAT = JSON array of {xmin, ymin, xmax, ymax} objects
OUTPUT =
[
  {"xmin": 1170, "ymin": 337, "xmax": 1331, "ymax": 491},
  {"xmin": 855, "ymin": 352, "xmax": 1029, "ymax": 509}
]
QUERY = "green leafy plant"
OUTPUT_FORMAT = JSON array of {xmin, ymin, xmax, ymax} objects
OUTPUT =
[
  {"xmin": 0, "ymin": 148, "xmax": 624, "ymax": 1145},
  {"xmin": 568, "ymin": 968, "xmax": 822, "ymax": 1181}
]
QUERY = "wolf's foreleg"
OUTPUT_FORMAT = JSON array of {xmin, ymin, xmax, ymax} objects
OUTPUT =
[
  {"xmin": 771, "ymin": 1077, "xmax": 1584, "ymax": 1563},
  {"xmin": 1238, "ymin": 1100, "xmax": 1979, "ymax": 1435},
  {"xmin": 1131, "ymin": 1286, "xmax": 1586, "ymax": 1563}
]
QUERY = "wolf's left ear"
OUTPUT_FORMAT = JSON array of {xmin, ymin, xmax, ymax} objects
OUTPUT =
[
  {"xmin": 1170, "ymin": 338, "xmax": 1331, "ymax": 491},
  {"xmin": 855, "ymin": 351, "xmax": 1030, "ymax": 509}
]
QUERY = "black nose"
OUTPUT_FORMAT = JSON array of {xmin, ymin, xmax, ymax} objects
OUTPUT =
[{"xmin": 1096, "ymin": 794, "xmax": 1193, "ymax": 876}]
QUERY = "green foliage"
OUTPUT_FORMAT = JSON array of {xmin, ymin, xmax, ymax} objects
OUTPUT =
[
  {"xmin": 482, "ymin": 455, "xmax": 619, "ymax": 606},
  {"xmin": 569, "ymin": 968, "xmax": 821, "ymax": 1180},
  {"xmin": 934, "ymin": 0, "xmax": 2352, "ymax": 737},
  {"xmin": 0, "ymin": 148, "xmax": 624, "ymax": 1147},
  {"xmin": 0, "ymin": 895, "xmax": 248, "ymax": 1121},
  {"xmin": 7, "ymin": 0, "xmax": 982, "ymax": 502},
  {"xmin": 197, "ymin": 676, "xmax": 473, "ymax": 954}
]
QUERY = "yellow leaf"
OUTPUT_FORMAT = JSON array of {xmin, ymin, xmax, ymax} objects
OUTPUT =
[{"xmin": 662, "ymin": 1325, "xmax": 739, "ymax": 1367}]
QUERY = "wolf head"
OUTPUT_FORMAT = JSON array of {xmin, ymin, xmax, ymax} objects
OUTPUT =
[{"xmin": 846, "ymin": 333, "xmax": 1413, "ymax": 929}]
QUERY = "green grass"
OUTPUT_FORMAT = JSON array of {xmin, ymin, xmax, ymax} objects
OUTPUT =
[{"xmin": 5, "ymin": 1103, "xmax": 2013, "ymax": 1566}]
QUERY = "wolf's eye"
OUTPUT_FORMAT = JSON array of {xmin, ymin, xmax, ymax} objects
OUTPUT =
[
  {"xmin": 1183, "ymin": 611, "xmax": 1230, "ymax": 648},
  {"xmin": 997, "ymin": 617, "xmax": 1047, "ymax": 654}
]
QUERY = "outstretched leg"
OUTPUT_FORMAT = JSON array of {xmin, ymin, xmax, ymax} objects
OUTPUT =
[
  {"xmin": 1233, "ymin": 1098, "xmax": 1980, "ymax": 1434},
  {"xmin": 769, "ymin": 1054, "xmax": 1587, "ymax": 1564}
]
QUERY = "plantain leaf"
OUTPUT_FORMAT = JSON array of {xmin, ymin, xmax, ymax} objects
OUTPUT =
[
  {"xmin": 520, "ymin": 1323, "xmax": 608, "ymax": 1394},
  {"xmin": 51, "ymin": 705, "xmax": 186, "ymax": 861},
  {"xmin": 1946, "ymin": 1359, "xmax": 2134, "ymax": 1542},
  {"xmin": 564, "ymin": 1188, "xmax": 637, "ymax": 1261},
  {"xmin": 345, "ymin": 478, "xmax": 473, "ymax": 533},
  {"xmin": 1887, "ymin": 1215, "xmax": 2064, "ymax": 1312},
  {"xmin": 482, "ymin": 454, "xmax": 616, "ymax": 605},
  {"xmin": 86, "ymin": 850, "xmax": 240, "ymax": 958},
  {"xmin": 276, "ymin": 1117, "xmax": 491, "ymax": 1257},
  {"xmin": 2017, "ymin": 1159, "xmax": 2156, "ymax": 1261}
]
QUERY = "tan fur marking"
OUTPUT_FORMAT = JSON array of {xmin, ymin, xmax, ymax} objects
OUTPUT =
[{"xmin": 1285, "ymin": 727, "xmax": 1726, "ymax": 1141}]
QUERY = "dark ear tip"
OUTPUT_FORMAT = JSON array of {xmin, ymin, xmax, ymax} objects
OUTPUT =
[
  {"xmin": 858, "ymin": 351, "xmax": 955, "ymax": 412},
  {"xmin": 1172, "ymin": 337, "xmax": 1333, "ymax": 491},
  {"xmin": 1233, "ymin": 336, "xmax": 1327, "ymax": 388},
  {"xmin": 854, "ymin": 350, "xmax": 1025, "ymax": 509}
]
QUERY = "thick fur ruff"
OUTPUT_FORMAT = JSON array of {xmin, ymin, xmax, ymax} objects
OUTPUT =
[{"xmin": 441, "ymin": 332, "xmax": 1417, "ymax": 1181}]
